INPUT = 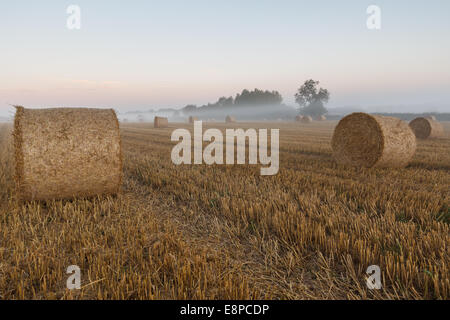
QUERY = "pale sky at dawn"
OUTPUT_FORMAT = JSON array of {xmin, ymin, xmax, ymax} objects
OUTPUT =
[{"xmin": 1, "ymin": 0, "xmax": 450, "ymax": 116}]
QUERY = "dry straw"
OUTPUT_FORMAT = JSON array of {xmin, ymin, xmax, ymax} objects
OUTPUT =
[
  {"xmin": 154, "ymin": 116, "xmax": 169, "ymax": 128},
  {"xmin": 409, "ymin": 117, "xmax": 444, "ymax": 139},
  {"xmin": 331, "ymin": 113, "xmax": 416, "ymax": 168},
  {"xmin": 226, "ymin": 115, "xmax": 236, "ymax": 123},
  {"xmin": 13, "ymin": 107, "xmax": 123, "ymax": 201},
  {"xmin": 189, "ymin": 116, "xmax": 198, "ymax": 124}
]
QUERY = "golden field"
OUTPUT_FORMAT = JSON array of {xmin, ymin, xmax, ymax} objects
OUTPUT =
[{"xmin": 0, "ymin": 120, "xmax": 449, "ymax": 300}]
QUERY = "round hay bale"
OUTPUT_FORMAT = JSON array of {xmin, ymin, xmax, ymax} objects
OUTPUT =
[
  {"xmin": 154, "ymin": 116, "xmax": 168, "ymax": 128},
  {"xmin": 316, "ymin": 115, "xmax": 327, "ymax": 121},
  {"xmin": 409, "ymin": 117, "xmax": 444, "ymax": 139},
  {"xmin": 189, "ymin": 116, "xmax": 198, "ymax": 124},
  {"xmin": 300, "ymin": 116, "xmax": 312, "ymax": 123},
  {"xmin": 426, "ymin": 115, "xmax": 436, "ymax": 121},
  {"xmin": 226, "ymin": 115, "xmax": 236, "ymax": 123},
  {"xmin": 13, "ymin": 107, "xmax": 123, "ymax": 201},
  {"xmin": 295, "ymin": 115, "xmax": 303, "ymax": 122},
  {"xmin": 331, "ymin": 113, "xmax": 416, "ymax": 168}
]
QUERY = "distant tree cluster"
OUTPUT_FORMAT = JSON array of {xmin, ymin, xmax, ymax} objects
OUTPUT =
[
  {"xmin": 234, "ymin": 89, "xmax": 283, "ymax": 106},
  {"xmin": 216, "ymin": 96, "xmax": 234, "ymax": 107},
  {"xmin": 183, "ymin": 105, "xmax": 198, "ymax": 114},
  {"xmin": 182, "ymin": 89, "xmax": 284, "ymax": 114}
]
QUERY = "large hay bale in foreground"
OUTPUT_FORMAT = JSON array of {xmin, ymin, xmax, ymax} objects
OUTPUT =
[
  {"xmin": 409, "ymin": 117, "xmax": 444, "ymax": 139},
  {"xmin": 225, "ymin": 115, "xmax": 236, "ymax": 123},
  {"xmin": 300, "ymin": 116, "xmax": 312, "ymax": 123},
  {"xmin": 154, "ymin": 116, "xmax": 168, "ymax": 128},
  {"xmin": 14, "ymin": 107, "xmax": 123, "ymax": 201},
  {"xmin": 331, "ymin": 113, "xmax": 416, "ymax": 168},
  {"xmin": 189, "ymin": 116, "xmax": 198, "ymax": 124}
]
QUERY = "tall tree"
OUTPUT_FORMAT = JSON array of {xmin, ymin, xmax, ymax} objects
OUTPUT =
[{"xmin": 295, "ymin": 80, "xmax": 330, "ymax": 116}]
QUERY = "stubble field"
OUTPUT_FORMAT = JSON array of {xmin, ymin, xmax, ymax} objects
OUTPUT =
[{"xmin": 0, "ymin": 121, "xmax": 449, "ymax": 299}]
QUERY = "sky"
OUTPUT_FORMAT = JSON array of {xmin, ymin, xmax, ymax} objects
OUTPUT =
[{"xmin": 1, "ymin": 0, "xmax": 450, "ymax": 117}]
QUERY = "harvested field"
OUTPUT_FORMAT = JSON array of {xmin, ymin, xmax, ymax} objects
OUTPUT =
[{"xmin": 0, "ymin": 121, "xmax": 449, "ymax": 300}]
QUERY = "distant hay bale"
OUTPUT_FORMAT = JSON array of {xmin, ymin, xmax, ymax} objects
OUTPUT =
[
  {"xmin": 409, "ymin": 117, "xmax": 444, "ymax": 139},
  {"xmin": 331, "ymin": 113, "xmax": 416, "ymax": 168},
  {"xmin": 154, "ymin": 116, "xmax": 168, "ymax": 128},
  {"xmin": 189, "ymin": 116, "xmax": 198, "ymax": 124},
  {"xmin": 300, "ymin": 116, "xmax": 312, "ymax": 123},
  {"xmin": 13, "ymin": 107, "xmax": 123, "ymax": 201},
  {"xmin": 295, "ymin": 115, "xmax": 303, "ymax": 122},
  {"xmin": 226, "ymin": 115, "xmax": 236, "ymax": 123},
  {"xmin": 425, "ymin": 115, "xmax": 436, "ymax": 121},
  {"xmin": 316, "ymin": 115, "xmax": 327, "ymax": 121}
]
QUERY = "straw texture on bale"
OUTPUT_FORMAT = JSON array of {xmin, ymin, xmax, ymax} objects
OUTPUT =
[
  {"xmin": 300, "ymin": 116, "xmax": 312, "ymax": 123},
  {"xmin": 226, "ymin": 115, "xmax": 236, "ymax": 123},
  {"xmin": 409, "ymin": 117, "xmax": 444, "ymax": 139},
  {"xmin": 14, "ymin": 107, "xmax": 123, "ymax": 201},
  {"xmin": 154, "ymin": 116, "xmax": 168, "ymax": 128},
  {"xmin": 189, "ymin": 116, "xmax": 198, "ymax": 124},
  {"xmin": 331, "ymin": 113, "xmax": 416, "ymax": 168}
]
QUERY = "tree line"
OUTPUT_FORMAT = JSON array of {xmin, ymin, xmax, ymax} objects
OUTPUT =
[{"xmin": 182, "ymin": 80, "xmax": 330, "ymax": 117}]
